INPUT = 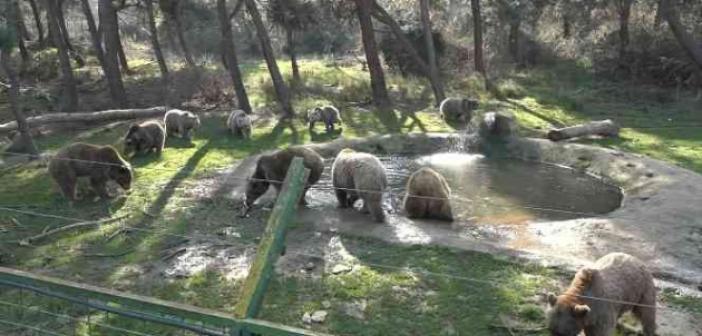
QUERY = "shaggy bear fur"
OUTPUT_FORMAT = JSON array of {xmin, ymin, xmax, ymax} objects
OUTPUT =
[
  {"xmin": 124, "ymin": 120, "xmax": 165, "ymax": 156},
  {"xmin": 478, "ymin": 111, "xmax": 515, "ymax": 139},
  {"xmin": 331, "ymin": 148, "xmax": 387, "ymax": 222},
  {"xmin": 49, "ymin": 143, "xmax": 133, "ymax": 201},
  {"xmin": 546, "ymin": 252, "xmax": 656, "ymax": 336},
  {"xmin": 403, "ymin": 167, "xmax": 453, "ymax": 221},
  {"xmin": 164, "ymin": 109, "xmax": 201, "ymax": 140},
  {"xmin": 439, "ymin": 97, "xmax": 479, "ymax": 123},
  {"xmin": 242, "ymin": 146, "xmax": 324, "ymax": 214},
  {"xmin": 307, "ymin": 106, "xmax": 342, "ymax": 132},
  {"xmin": 227, "ymin": 109, "xmax": 252, "ymax": 139}
]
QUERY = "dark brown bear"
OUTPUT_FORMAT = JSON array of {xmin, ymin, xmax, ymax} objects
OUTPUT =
[
  {"xmin": 241, "ymin": 146, "xmax": 324, "ymax": 215},
  {"xmin": 48, "ymin": 143, "xmax": 133, "ymax": 201},
  {"xmin": 124, "ymin": 120, "xmax": 166, "ymax": 156},
  {"xmin": 403, "ymin": 167, "xmax": 453, "ymax": 221},
  {"xmin": 546, "ymin": 252, "xmax": 656, "ymax": 336}
]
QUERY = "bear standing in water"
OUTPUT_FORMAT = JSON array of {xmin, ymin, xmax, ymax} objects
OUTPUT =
[
  {"xmin": 124, "ymin": 120, "xmax": 166, "ymax": 156},
  {"xmin": 403, "ymin": 167, "xmax": 453, "ymax": 221},
  {"xmin": 331, "ymin": 148, "xmax": 387, "ymax": 222},
  {"xmin": 241, "ymin": 146, "xmax": 324, "ymax": 215},
  {"xmin": 546, "ymin": 252, "xmax": 656, "ymax": 336},
  {"xmin": 49, "ymin": 143, "xmax": 133, "ymax": 201}
]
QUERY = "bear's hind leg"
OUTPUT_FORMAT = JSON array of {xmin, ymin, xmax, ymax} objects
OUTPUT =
[{"xmin": 335, "ymin": 189, "xmax": 349, "ymax": 208}]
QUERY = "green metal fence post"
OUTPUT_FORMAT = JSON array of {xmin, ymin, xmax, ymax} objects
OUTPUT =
[{"xmin": 235, "ymin": 157, "xmax": 309, "ymax": 322}]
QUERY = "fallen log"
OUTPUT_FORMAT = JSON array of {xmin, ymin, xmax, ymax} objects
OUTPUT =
[
  {"xmin": 547, "ymin": 119, "xmax": 620, "ymax": 141},
  {"xmin": 0, "ymin": 106, "xmax": 167, "ymax": 133}
]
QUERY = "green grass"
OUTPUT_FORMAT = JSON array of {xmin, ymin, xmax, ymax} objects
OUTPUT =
[{"xmin": 1, "ymin": 57, "xmax": 702, "ymax": 335}]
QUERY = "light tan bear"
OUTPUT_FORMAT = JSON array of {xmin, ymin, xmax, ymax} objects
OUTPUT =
[
  {"xmin": 164, "ymin": 109, "xmax": 201, "ymax": 140},
  {"xmin": 403, "ymin": 167, "xmax": 453, "ymax": 221},
  {"xmin": 546, "ymin": 252, "xmax": 656, "ymax": 336},
  {"xmin": 307, "ymin": 106, "xmax": 342, "ymax": 132},
  {"xmin": 227, "ymin": 109, "xmax": 252, "ymax": 139},
  {"xmin": 331, "ymin": 148, "xmax": 387, "ymax": 222},
  {"xmin": 440, "ymin": 97, "xmax": 479, "ymax": 124}
]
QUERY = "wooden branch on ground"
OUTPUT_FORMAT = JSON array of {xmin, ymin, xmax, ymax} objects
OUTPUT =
[
  {"xmin": 0, "ymin": 107, "xmax": 167, "ymax": 133},
  {"xmin": 19, "ymin": 215, "xmax": 129, "ymax": 246},
  {"xmin": 547, "ymin": 119, "xmax": 620, "ymax": 141}
]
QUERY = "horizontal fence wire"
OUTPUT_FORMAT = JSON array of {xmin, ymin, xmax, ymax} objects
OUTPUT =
[
  {"xmin": 0, "ymin": 150, "xmax": 654, "ymax": 222},
  {"xmin": 0, "ymin": 204, "xmax": 676, "ymax": 312}
]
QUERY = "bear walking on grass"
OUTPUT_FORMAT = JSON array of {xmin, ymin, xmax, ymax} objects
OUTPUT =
[
  {"xmin": 164, "ymin": 109, "xmax": 201, "ymax": 140},
  {"xmin": 331, "ymin": 148, "xmax": 387, "ymax": 222},
  {"xmin": 227, "ymin": 109, "xmax": 252, "ymax": 139},
  {"xmin": 242, "ymin": 146, "xmax": 324, "ymax": 215},
  {"xmin": 403, "ymin": 167, "xmax": 453, "ymax": 222},
  {"xmin": 546, "ymin": 252, "xmax": 656, "ymax": 336},
  {"xmin": 307, "ymin": 106, "xmax": 342, "ymax": 132},
  {"xmin": 49, "ymin": 143, "xmax": 133, "ymax": 201},
  {"xmin": 124, "ymin": 120, "xmax": 165, "ymax": 156},
  {"xmin": 439, "ymin": 97, "xmax": 479, "ymax": 124}
]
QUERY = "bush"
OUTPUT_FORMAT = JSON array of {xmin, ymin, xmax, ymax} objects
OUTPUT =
[{"xmin": 379, "ymin": 27, "xmax": 446, "ymax": 77}]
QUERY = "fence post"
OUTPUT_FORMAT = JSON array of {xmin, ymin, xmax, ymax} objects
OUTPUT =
[{"xmin": 235, "ymin": 157, "xmax": 310, "ymax": 324}]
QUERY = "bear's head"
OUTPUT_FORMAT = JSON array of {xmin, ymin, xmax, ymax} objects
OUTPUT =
[
  {"xmin": 546, "ymin": 293, "xmax": 590, "ymax": 336},
  {"xmin": 109, "ymin": 164, "xmax": 133, "ymax": 191},
  {"xmin": 124, "ymin": 124, "xmax": 145, "ymax": 154},
  {"xmin": 242, "ymin": 156, "xmax": 272, "ymax": 210},
  {"xmin": 545, "ymin": 267, "xmax": 596, "ymax": 336}
]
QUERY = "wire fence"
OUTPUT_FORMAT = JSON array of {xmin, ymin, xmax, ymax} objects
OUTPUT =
[{"xmin": 0, "ymin": 137, "xmax": 696, "ymax": 335}]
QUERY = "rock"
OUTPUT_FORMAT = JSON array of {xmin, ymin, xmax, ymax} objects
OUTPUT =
[
  {"xmin": 311, "ymin": 310, "xmax": 327, "ymax": 323},
  {"xmin": 331, "ymin": 264, "xmax": 352, "ymax": 274},
  {"xmin": 304, "ymin": 262, "xmax": 316, "ymax": 271},
  {"xmin": 322, "ymin": 300, "xmax": 332, "ymax": 309},
  {"xmin": 341, "ymin": 299, "xmax": 367, "ymax": 320},
  {"xmin": 302, "ymin": 312, "xmax": 312, "ymax": 324}
]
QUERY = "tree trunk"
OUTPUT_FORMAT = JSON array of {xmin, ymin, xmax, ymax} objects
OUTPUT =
[
  {"xmin": 28, "ymin": 0, "xmax": 45, "ymax": 45},
  {"xmin": 371, "ymin": 1, "xmax": 444, "ymax": 104},
  {"xmin": 617, "ymin": 0, "xmax": 633, "ymax": 65},
  {"xmin": 2, "ymin": 4, "xmax": 39, "ymax": 156},
  {"xmin": 217, "ymin": 0, "xmax": 251, "ymax": 114},
  {"xmin": 98, "ymin": 0, "xmax": 128, "ymax": 108},
  {"xmin": 659, "ymin": 0, "xmax": 702, "ymax": 71},
  {"xmin": 115, "ymin": 25, "xmax": 131, "ymax": 73},
  {"xmin": 0, "ymin": 107, "xmax": 168, "ymax": 133},
  {"xmin": 419, "ymin": 0, "xmax": 445, "ymax": 106},
  {"xmin": 547, "ymin": 120, "xmax": 620, "ymax": 141},
  {"xmin": 79, "ymin": 0, "xmax": 106, "ymax": 71},
  {"xmin": 172, "ymin": 2, "xmax": 196, "ymax": 67},
  {"xmin": 16, "ymin": 1, "xmax": 32, "ymax": 41},
  {"xmin": 1, "ymin": 49, "xmax": 39, "ymax": 156},
  {"xmin": 244, "ymin": 0, "xmax": 295, "ymax": 117},
  {"xmin": 470, "ymin": 0, "xmax": 486, "ymax": 77},
  {"xmin": 145, "ymin": 0, "xmax": 170, "ymax": 104},
  {"xmin": 46, "ymin": 0, "xmax": 78, "ymax": 111},
  {"xmin": 508, "ymin": 19, "xmax": 521, "ymax": 65},
  {"xmin": 45, "ymin": 9, "xmax": 55, "ymax": 47},
  {"xmin": 57, "ymin": 0, "xmax": 85, "ymax": 68},
  {"xmin": 13, "ymin": 1, "xmax": 30, "ymax": 67},
  {"xmin": 355, "ymin": 0, "xmax": 390, "ymax": 107},
  {"xmin": 287, "ymin": 28, "xmax": 301, "ymax": 84}
]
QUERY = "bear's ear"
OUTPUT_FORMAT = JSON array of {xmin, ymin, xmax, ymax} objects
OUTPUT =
[
  {"xmin": 578, "ymin": 267, "xmax": 597, "ymax": 283},
  {"xmin": 572, "ymin": 304, "xmax": 590, "ymax": 318},
  {"xmin": 547, "ymin": 293, "xmax": 558, "ymax": 306}
]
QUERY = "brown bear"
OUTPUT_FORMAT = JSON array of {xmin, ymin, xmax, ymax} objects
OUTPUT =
[
  {"xmin": 241, "ymin": 146, "xmax": 324, "ymax": 215},
  {"xmin": 440, "ymin": 97, "xmax": 479, "ymax": 124},
  {"xmin": 478, "ymin": 111, "xmax": 515, "ymax": 139},
  {"xmin": 546, "ymin": 252, "xmax": 656, "ymax": 336},
  {"xmin": 164, "ymin": 109, "xmax": 201, "ymax": 140},
  {"xmin": 124, "ymin": 120, "xmax": 165, "ymax": 156},
  {"xmin": 307, "ymin": 106, "xmax": 342, "ymax": 132},
  {"xmin": 331, "ymin": 148, "xmax": 387, "ymax": 222},
  {"xmin": 227, "ymin": 109, "xmax": 252, "ymax": 139},
  {"xmin": 403, "ymin": 167, "xmax": 453, "ymax": 222},
  {"xmin": 48, "ymin": 143, "xmax": 133, "ymax": 201}
]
